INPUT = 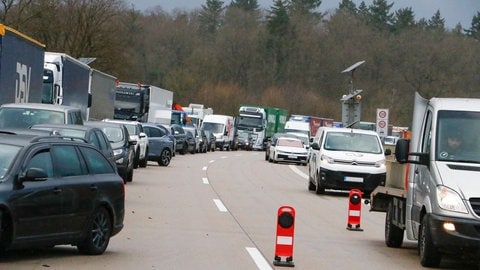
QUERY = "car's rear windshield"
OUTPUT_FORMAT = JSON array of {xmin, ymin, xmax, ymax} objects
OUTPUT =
[
  {"xmin": 0, "ymin": 108, "xmax": 65, "ymax": 128},
  {"xmin": 102, "ymin": 127, "xmax": 125, "ymax": 143},
  {"xmin": 0, "ymin": 144, "xmax": 21, "ymax": 179}
]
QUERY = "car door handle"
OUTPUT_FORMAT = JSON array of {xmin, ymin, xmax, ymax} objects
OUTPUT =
[
  {"xmin": 53, "ymin": 187, "xmax": 62, "ymax": 194},
  {"xmin": 90, "ymin": 185, "xmax": 98, "ymax": 191}
]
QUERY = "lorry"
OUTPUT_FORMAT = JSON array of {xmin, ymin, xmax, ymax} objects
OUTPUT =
[
  {"xmin": 43, "ymin": 52, "xmax": 92, "ymax": 120},
  {"xmin": 369, "ymin": 92, "xmax": 480, "ymax": 267},
  {"xmin": 0, "ymin": 24, "xmax": 45, "ymax": 104},
  {"xmin": 236, "ymin": 105, "xmax": 288, "ymax": 150},
  {"xmin": 88, "ymin": 69, "xmax": 117, "ymax": 121},
  {"xmin": 201, "ymin": 114, "xmax": 235, "ymax": 151},
  {"xmin": 184, "ymin": 103, "xmax": 213, "ymax": 127},
  {"xmin": 114, "ymin": 82, "xmax": 173, "ymax": 124},
  {"xmin": 288, "ymin": 114, "xmax": 334, "ymax": 138}
]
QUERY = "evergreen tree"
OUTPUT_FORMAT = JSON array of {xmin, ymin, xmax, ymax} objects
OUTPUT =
[
  {"xmin": 392, "ymin": 7, "xmax": 415, "ymax": 32},
  {"xmin": 427, "ymin": 10, "xmax": 445, "ymax": 32},
  {"xmin": 466, "ymin": 11, "xmax": 480, "ymax": 40},
  {"xmin": 199, "ymin": 0, "xmax": 225, "ymax": 34},
  {"xmin": 367, "ymin": 0, "xmax": 394, "ymax": 31},
  {"xmin": 288, "ymin": 0, "xmax": 322, "ymax": 18},
  {"xmin": 229, "ymin": 0, "xmax": 259, "ymax": 12},
  {"xmin": 267, "ymin": 0, "xmax": 290, "ymax": 38},
  {"xmin": 338, "ymin": 0, "xmax": 357, "ymax": 14}
]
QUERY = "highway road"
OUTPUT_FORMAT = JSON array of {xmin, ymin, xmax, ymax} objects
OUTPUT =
[{"xmin": 1, "ymin": 150, "xmax": 478, "ymax": 269}]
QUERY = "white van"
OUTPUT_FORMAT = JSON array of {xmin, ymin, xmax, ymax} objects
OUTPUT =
[
  {"xmin": 284, "ymin": 120, "xmax": 310, "ymax": 139},
  {"xmin": 308, "ymin": 127, "xmax": 388, "ymax": 195},
  {"xmin": 201, "ymin": 114, "xmax": 235, "ymax": 150}
]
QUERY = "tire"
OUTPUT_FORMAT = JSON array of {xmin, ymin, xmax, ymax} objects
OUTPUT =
[
  {"xmin": 158, "ymin": 149, "xmax": 171, "ymax": 166},
  {"xmin": 139, "ymin": 148, "xmax": 148, "ymax": 168},
  {"xmin": 315, "ymin": 171, "xmax": 325, "ymax": 194},
  {"xmin": 77, "ymin": 207, "xmax": 112, "ymax": 255},
  {"xmin": 385, "ymin": 201, "xmax": 404, "ymax": 248},
  {"xmin": 126, "ymin": 166, "xmax": 133, "ymax": 182},
  {"xmin": 419, "ymin": 214, "xmax": 442, "ymax": 267},
  {"xmin": 308, "ymin": 174, "xmax": 316, "ymax": 191},
  {"xmin": 180, "ymin": 143, "xmax": 187, "ymax": 155},
  {"xmin": 133, "ymin": 149, "xmax": 139, "ymax": 169}
]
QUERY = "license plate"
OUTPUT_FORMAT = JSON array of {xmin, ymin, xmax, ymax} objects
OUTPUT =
[
  {"xmin": 344, "ymin": 176, "xmax": 363, "ymax": 183},
  {"xmin": 288, "ymin": 155, "xmax": 296, "ymax": 159}
]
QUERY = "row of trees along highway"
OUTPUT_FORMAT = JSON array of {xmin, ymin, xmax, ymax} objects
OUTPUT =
[{"xmin": 1, "ymin": 0, "xmax": 480, "ymax": 126}]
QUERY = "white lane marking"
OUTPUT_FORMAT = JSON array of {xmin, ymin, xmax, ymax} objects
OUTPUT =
[
  {"xmin": 202, "ymin": 177, "xmax": 209, "ymax": 184},
  {"xmin": 245, "ymin": 247, "xmax": 273, "ymax": 270},
  {"xmin": 209, "ymin": 160, "xmax": 215, "ymax": 163},
  {"xmin": 289, "ymin": 165, "xmax": 308, "ymax": 179},
  {"xmin": 202, "ymin": 166, "xmax": 208, "ymax": 171},
  {"xmin": 213, "ymin": 199, "xmax": 228, "ymax": 212},
  {"xmin": 221, "ymin": 156, "xmax": 227, "ymax": 159}
]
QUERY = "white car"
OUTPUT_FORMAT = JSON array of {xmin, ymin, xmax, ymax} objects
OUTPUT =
[
  {"xmin": 268, "ymin": 137, "xmax": 309, "ymax": 165},
  {"xmin": 103, "ymin": 119, "xmax": 149, "ymax": 168}
]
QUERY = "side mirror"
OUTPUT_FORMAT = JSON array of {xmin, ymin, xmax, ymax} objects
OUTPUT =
[
  {"xmin": 384, "ymin": 148, "xmax": 392, "ymax": 156},
  {"xmin": 19, "ymin": 168, "xmax": 48, "ymax": 183},
  {"xmin": 310, "ymin": 142, "xmax": 320, "ymax": 150},
  {"xmin": 139, "ymin": 132, "xmax": 147, "ymax": 138},
  {"xmin": 395, "ymin": 139, "xmax": 409, "ymax": 163}
]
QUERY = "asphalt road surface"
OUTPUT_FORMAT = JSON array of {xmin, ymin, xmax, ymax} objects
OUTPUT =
[{"xmin": 1, "ymin": 151, "xmax": 478, "ymax": 269}]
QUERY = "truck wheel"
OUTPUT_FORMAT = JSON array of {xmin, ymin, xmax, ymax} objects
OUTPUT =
[
  {"xmin": 385, "ymin": 202, "xmax": 404, "ymax": 248},
  {"xmin": 419, "ymin": 214, "xmax": 441, "ymax": 267}
]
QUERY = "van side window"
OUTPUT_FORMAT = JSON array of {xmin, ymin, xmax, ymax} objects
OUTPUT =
[{"xmin": 421, "ymin": 110, "xmax": 433, "ymax": 154}]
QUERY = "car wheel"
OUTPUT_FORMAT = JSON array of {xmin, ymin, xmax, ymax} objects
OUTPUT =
[
  {"xmin": 308, "ymin": 174, "xmax": 316, "ymax": 191},
  {"xmin": 385, "ymin": 201, "xmax": 404, "ymax": 248},
  {"xmin": 158, "ymin": 149, "xmax": 171, "ymax": 166},
  {"xmin": 133, "ymin": 149, "xmax": 139, "ymax": 169},
  {"xmin": 180, "ymin": 143, "xmax": 187, "ymax": 155},
  {"xmin": 419, "ymin": 214, "xmax": 441, "ymax": 267},
  {"xmin": 315, "ymin": 171, "xmax": 325, "ymax": 194},
  {"xmin": 77, "ymin": 207, "xmax": 112, "ymax": 255},
  {"xmin": 139, "ymin": 148, "xmax": 148, "ymax": 168}
]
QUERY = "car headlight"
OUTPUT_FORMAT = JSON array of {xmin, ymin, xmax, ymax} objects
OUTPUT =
[
  {"xmin": 321, "ymin": 154, "xmax": 334, "ymax": 164},
  {"xmin": 113, "ymin": 148, "xmax": 124, "ymax": 156},
  {"xmin": 375, "ymin": 159, "xmax": 386, "ymax": 168},
  {"xmin": 437, "ymin": 186, "xmax": 468, "ymax": 213}
]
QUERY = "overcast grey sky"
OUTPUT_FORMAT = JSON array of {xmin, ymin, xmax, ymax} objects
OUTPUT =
[{"xmin": 127, "ymin": 0, "xmax": 480, "ymax": 29}]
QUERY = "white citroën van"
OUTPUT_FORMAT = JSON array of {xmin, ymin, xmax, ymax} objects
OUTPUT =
[{"xmin": 308, "ymin": 127, "xmax": 389, "ymax": 196}]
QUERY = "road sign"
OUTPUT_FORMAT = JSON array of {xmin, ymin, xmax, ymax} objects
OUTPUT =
[{"xmin": 376, "ymin": 108, "xmax": 389, "ymax": 137}]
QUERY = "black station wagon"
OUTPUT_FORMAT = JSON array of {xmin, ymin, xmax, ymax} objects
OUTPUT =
[{"xmin": 0, "ymin": 131, "xmax": 125, "ymax": 255}]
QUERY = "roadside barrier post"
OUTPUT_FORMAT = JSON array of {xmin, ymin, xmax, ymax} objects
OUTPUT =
[
  {"xmin": 273, "ymin": 206, "xmax": 295, "ymax": 267},
  {"xmin": 346, "ymin": 189, "xmax": 364, "ymax": 231}
]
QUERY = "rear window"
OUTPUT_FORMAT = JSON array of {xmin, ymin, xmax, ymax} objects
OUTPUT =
[{"xmin": 0, "ymin": 108, "xmax": 65, "ymax": 128}]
